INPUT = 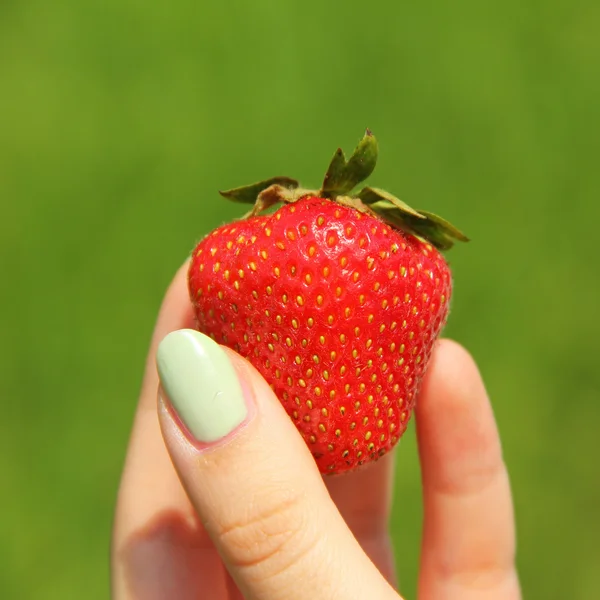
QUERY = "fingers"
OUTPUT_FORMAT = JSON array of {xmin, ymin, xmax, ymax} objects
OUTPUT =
[
  {"xmin": 157, "ymin": 329, "xmax": 401, "ymax": 600},
  {"xmin": 325, "ymin": 454, "xmax": 397, "ymax": 586},
  {"xmin": 112, "ymin": 262, "xmax": 229, "ymax": 599},
  {"xmin": 416, "ymin": 340, "xmax": 521, "ymax": 599}
]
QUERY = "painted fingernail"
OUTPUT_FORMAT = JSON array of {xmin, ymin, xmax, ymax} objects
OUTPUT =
[{"xmin": 156, "ymin": 329, "xmax": 248, "ymax": 443}]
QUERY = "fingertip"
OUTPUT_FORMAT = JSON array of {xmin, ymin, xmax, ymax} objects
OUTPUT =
[
  {"xmin": 155, "ymin": 259, "xmax": 195, "ymax": 333},
  {"xmin": 140, "ymin": 260, "xmax": 196, "ymax": 399},
  {"xmin": 434, "ymin": 338, "xmax": 476, "ymax": 366},
  {"xmin": 419, "ymin": 339, "xmax": 485, "ymax": 405},
  {"xmin": 416, "ymin": 338, "xmax": 503, "ymax": 493},
  {"xmin": 416, "ymin": 339, "xmax": 493, "ymax": 444}
]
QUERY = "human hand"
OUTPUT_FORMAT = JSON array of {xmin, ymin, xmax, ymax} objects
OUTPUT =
[{"xmin": 111, "ymin": 262, "xmax": 521, "ymax": 599}]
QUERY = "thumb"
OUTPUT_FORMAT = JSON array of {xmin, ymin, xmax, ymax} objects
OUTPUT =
[{"xmin": 156, "ymin": 329, "xmax": 399, "ymax": 600}]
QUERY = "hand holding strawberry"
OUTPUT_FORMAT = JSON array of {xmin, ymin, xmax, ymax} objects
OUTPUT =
[
  {"xmin": 112, "ymin": 133, "xmax": 519, "ymax": 599},
  {"xmin": 112, "ymin": 262, "xmax": 521, "ymax": 599},
  {"xmin": 188, "ymin": 131, "xmax": 469, "ymax": 473}
]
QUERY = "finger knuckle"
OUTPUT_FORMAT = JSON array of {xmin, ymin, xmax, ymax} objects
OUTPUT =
[
  {"xmin": 445, "ymin": 562, "xmax": 518, "ymax": 593},
  {"xmin": 436, "ymin": 457, "xmax": 507, "ymax": 498},
  {"xmin": 216, "ymin": 485, "xmax": 318, "ymax": 581}
]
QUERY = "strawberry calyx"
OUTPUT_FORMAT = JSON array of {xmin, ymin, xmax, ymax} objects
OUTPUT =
[
  {"xmin": 218, "ymin": 131, "xmax": 469, "ymax": 250},
  {"xmin": 321, "ymin": 129, "xmax": 378, "ymax": 197}
]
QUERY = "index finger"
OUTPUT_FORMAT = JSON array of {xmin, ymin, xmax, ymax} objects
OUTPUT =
[{"xmin": 111, "ymin": 261, "xmax": 229, "ymax": 599}]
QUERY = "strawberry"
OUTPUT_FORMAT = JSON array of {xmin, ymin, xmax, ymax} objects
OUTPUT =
[{"xmin": 188, "ymin": 131, "xmax": 468, "ymax": 474}]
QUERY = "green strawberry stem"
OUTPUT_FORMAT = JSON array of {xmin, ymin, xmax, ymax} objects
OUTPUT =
[{"xmin": 218, "ymin": 131, "xmax": 470, "ymax": 250}]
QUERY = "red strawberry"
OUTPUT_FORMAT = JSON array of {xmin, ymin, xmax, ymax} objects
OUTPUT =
[{"xmin": 188, "ymin": 131, "xmax": 468, "ymax": 474}]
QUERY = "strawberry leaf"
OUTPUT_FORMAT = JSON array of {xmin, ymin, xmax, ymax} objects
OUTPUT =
[
  {"xmin": 321, "ymin": 130, "xmax": 378, "ymax": 197},
  {"xmin": 220, "ymin": 177, "xmax": 299, "ymax": 204},
  {"xmin": 358, "ymin": 187, "xmax": 424, "ymax": 218},
  {"xmin": 370, "ymin": 201, "xmax": 470, "ymax": 250},
  {"xmin": 416, "ymin": 211, "xmax": 471, "ymax": 243}
]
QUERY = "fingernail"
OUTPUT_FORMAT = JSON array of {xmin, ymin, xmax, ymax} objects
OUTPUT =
[{"xmin": 156, "ymin": 329, "xmax": 248, "ymax": 443}]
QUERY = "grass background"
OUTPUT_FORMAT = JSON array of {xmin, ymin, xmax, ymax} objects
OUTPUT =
[{"xmin": 1, "ymin": 0, "xmax": 599, "ymax": 598}]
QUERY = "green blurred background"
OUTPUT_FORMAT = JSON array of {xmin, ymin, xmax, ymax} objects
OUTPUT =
[{"xmin": 1, "ymin": 0, "xmax": 598, "ymax": 598}]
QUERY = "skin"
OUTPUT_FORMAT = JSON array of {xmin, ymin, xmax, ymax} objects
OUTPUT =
[{"xmin": 111, "ymin": 261, "xmax": 521, "ymax": 599}]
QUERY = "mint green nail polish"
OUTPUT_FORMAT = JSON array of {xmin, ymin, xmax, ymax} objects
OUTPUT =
[{"xmin": 156, "ymin": 329, "xmax": 248, "ymax": 443}]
